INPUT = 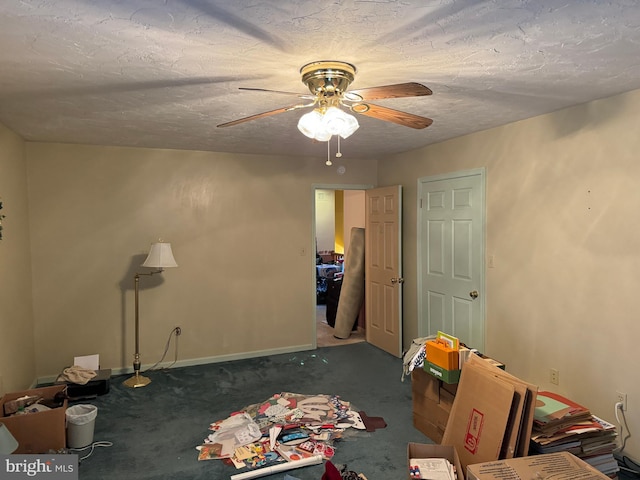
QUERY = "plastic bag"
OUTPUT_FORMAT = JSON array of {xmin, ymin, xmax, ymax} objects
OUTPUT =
[{"xmin": 66, "ymin": 404, "xmax": 98, "ymax": 426}]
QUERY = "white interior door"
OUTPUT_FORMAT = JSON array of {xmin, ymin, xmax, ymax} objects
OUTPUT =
[
  {"xmin": 365, "ymin": 185, "xmax": 403, "ymax": 357},
  {"xmin": 418, "ymin": 169, "xmax": 485, "ymax": 350}
]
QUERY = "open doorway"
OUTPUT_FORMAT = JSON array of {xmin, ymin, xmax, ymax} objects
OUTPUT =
[{"xmin": 314, "ymin": 187, "xmax": 367, "ymax": 347}]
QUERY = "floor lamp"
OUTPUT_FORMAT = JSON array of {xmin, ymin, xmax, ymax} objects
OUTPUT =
[{"xmin": 124, "ymin": 241, "xmax": 178, "ymax": 388}]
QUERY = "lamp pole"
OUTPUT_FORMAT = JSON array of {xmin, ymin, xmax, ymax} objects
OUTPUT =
[{"xmin": 124, "ymin": 269, "xmax": 162, "ymax": 388}]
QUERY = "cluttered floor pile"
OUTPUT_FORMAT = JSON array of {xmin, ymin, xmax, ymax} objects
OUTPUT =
[{"xmin": 196, "ymin": 392, "xmax": 385, "ymax": 479}]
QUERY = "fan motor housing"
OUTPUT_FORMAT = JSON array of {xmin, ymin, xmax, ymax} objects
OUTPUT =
[{"xmin": 300, "ymin": 61, "xmax": 356, "ymax": 97}]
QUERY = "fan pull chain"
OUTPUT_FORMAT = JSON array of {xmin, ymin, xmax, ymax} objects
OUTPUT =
[
  {"xmin": 336, "ymin": 136, "xmax": 343, "ymax": 158},
  {"xmin": 326, "ymin": 137, "xmax": 332, "ymax": 166}
]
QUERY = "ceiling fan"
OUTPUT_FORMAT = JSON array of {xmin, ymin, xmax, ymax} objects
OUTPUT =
[{"xmin": 217, "ymin": 61, "xmax": 433, "ymax": 141}]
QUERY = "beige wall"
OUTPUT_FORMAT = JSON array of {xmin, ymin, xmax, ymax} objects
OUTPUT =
[
  {"xmin": 315, "ymin": 189, "xmax": 336, "ymax": 254},
  {"xmin": 379, "ymin": 88, "xmax": 640, "ymax": 460},
  {"xmin": 24, "ymin": 143, "xmax": 378, "ymax": 382},
  {"xmin": 0, "ymin": 123, "xmax": 36, "ymax": 393}
]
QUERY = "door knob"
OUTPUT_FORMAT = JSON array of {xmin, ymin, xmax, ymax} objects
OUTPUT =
[
  {"xmin": 391, "ymin": 277, "xmax": 405, "ymax": 285},
  {"xmin": 469, "ymin": 290, "xmax": 479, "ymax": 299}
]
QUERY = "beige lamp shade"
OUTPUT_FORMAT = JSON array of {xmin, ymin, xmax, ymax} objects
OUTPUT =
[
  {"xmin": 0, "ymin": 422, "xmax": 18, "ymax": 454},
  {"xmin": 141, "ymin": 242, "xmax": 178, "ymax": 269}
]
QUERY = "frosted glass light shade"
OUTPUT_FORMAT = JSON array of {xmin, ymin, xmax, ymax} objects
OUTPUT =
[
  {"xmin": 313, "ymin": 128, "xmax": 332, "ymax": 142},
  {"xmin": 0, "ymin": 422, "xmax": 18, "ymax": 454},
  {"xmin": 142, "ymin": 242, "xmax": 178, "ymax": 268},
  {"xmin": 297, "ymin": 110, "xmax": 324, "ymax": 139},
  {"xmin": 323, "ymin": 107, "xmax": 359, "ymax": 138},
  {"xmin": 297, "ymin": 107, "xmax": 359, "ymax": 141}
]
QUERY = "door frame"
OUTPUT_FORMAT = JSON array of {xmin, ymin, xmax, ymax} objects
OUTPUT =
[
  {"xmin": 311, "ymin": 183, "xmax": 373, "ymax": 349},
  {"xmin": 416, "ymin": 168, "xmax": 486, "ymax": 348}
]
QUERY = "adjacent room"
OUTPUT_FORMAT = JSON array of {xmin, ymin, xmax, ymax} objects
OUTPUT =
[
  {"xmin": 314, "ymin": 188, "xmax": 366, "ymax": 347},
  {"xmin": 2, "ymin": 1, "xmax": 640, "ymax": 479}
]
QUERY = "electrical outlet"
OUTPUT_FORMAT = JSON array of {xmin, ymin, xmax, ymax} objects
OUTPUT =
[
  {"xmin": 550, "ymin": 368, "xmax": 559, "ymax": 385},
  {"xmin": 616, "ymin": 391, "xmax": 627, "ymax": 411},
  {"xmin": 175, "ymin": 327, "xmax": 182, "ymax": 336}
]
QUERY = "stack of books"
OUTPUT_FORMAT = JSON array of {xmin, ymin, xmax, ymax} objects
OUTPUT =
[{"xmin": 530, "ymin": 391, "xmax": 619, "ymax": 478}]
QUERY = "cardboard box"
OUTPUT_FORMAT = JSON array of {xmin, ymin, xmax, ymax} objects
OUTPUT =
[
  {"xmin": 467, "ymin": 452, "xmax": 611, "ymax": 480},
  {"xmin": 412, "ymin": 368, "xmax": 451, "ymax": 443},
  {"xmin": 441, "ymin": 380, "xmax": 459, "ymax": 397},
  {"xmin": 413, "ymin": 407, "xmax": 449, "ymax": 445},
  {"xmin": 441, "ymin": 357, "xmax": 537, "ymax": 473},
  {"xmin": 412, "ymin": 354, "xmax": 514, "ymax": 446},
  {"xmin": 441, "ymin": 362, "xmax": 516, "ymax": 472},
  {"xmin": 477, "ymin": 355, "xmax": 505, "ymax": 370},
  {"xmin": 463, "ymin": 354, "xmax": 537, "ymax": 458},
  {"xmin": 407, "ymin": 443, "xmax": 464, "ymax": 480},
  {"xmin": 0, "ymin": 385, "xmax": 67, "ymax": 453},
  {"xmin": 413, "ymin": 366, "xmax": 440, "ymax": 403}
]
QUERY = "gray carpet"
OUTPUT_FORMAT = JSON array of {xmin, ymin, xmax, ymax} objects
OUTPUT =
[{"xmin": 73, "ymin": 343, "xmax": 432, "ymax": 479}]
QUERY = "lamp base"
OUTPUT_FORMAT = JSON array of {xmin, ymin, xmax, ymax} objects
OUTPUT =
[{"xmin": 123, "ymin": 372, "xmax": 151, "ymax": 388}]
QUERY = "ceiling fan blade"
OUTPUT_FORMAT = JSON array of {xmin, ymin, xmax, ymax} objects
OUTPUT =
[
  {"xmin": 217, "ymin": 104, "xmax": 310, "ymax": 128},
  {"xmin": 346, "ymin": 82, "xmax": 432, "ymax": 101},
  {"xmin": 354, "ymin": 103, "xmax": 433, "ymax": 129},
  {"xmin": 239, "ymin": 87, "xmax": 313, "ymax": 99}
]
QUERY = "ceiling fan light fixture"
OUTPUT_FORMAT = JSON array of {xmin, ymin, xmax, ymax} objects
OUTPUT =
[
  {"xmin": 297, "ymin": 109, "xmax": 324, "ymax": 139},
  {"xmin": 323, "ymin": 107, "xmax": 359, "ymax": 139},
  {"xmin": 297, "ymin": 107, "xmax": 359, "ymax": 141},
  {"xmin": 314, "ymin": 129, "xmax": 332, "ymax": 142}
]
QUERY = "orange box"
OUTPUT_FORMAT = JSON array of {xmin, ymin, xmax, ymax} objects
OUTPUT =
[{"xmin": 426, "ymin": 339, "xmax": 459, "ymax": 370}]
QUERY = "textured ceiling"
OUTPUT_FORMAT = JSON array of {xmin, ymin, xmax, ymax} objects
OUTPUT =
[{"xmin": 2, "ymin": 1, "xmax": 640, "ymax": 160}]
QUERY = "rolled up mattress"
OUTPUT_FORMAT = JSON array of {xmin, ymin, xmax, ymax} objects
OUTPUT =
[{"xmin": 333, "ymin": 227, "xmax": 365, "ymax": 339}]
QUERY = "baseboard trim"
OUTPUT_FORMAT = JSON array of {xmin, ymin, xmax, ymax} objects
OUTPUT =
[{"xmin": 37, "ymin": 343, "xmax": 315, "ymax": 385}]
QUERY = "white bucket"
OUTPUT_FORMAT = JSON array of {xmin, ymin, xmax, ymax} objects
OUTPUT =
[{"xmin": 66, "ymin": 404, "xmax": 98, "ymax": 448}]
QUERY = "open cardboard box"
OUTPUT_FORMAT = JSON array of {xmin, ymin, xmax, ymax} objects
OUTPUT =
[
  {"xmin": 467, "ymin": 451, "xmax": 611, "ymax": 480},
  {"xmin": 1, "ymin": 384, "xmax": 67, "ymax": 453},
  {"xmin": 407, "ymin": 443, "xmax": 464, "ymax": 480}
]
